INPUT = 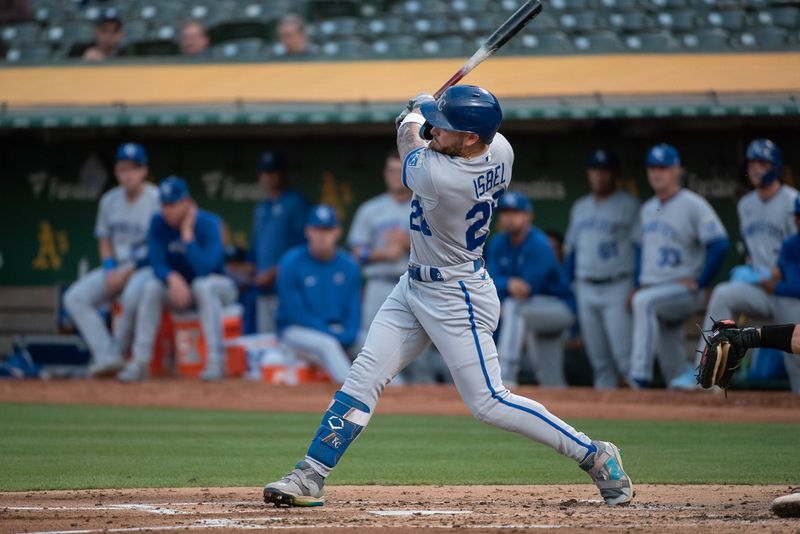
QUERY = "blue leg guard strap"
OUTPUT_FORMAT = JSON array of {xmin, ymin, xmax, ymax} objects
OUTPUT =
[{"xmin": 306, "ymin": 390, "xmax": 372, "ymax": 469}]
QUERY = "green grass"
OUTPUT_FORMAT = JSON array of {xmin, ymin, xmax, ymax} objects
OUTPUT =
[{"xmin": 1, "ymin": 402, "xmax": 797, "ymax": 491}]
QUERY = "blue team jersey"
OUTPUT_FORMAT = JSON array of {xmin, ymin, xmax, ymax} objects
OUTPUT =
[
  {"xmin": 776, "ymin": 233, "xmax": 800, "ymax": 299},
  {"xmin": 485, "ymin": 225, "xmax": 576, "ymax": 311},
  {"xmin": 148, "ymin": 209, "xmax": 226, "ymax": 283},
  {"xmin": 251, "ymin": 190, "xmax": 309, "ymax": 273},
  {"xmin": 275, "ymin": 245, "xmax": 362, "ymax": 347}
]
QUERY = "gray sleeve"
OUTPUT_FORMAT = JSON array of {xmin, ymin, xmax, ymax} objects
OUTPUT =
[
  {"xmin": 693, "ymin": 197, "xmax": 728, "ymax": 244},
  {"xmin": 347, "ymin": 203, "xmax": 372, "ymax": 247},
  {"xmin": 94, "ymin": 193, "xmax": 111, "ymax": 238}
]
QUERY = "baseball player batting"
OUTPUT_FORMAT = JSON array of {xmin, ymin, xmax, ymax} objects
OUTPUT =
[{"xmin": 262, "ymin": 85, "xmax": 633, "ymax": 508}]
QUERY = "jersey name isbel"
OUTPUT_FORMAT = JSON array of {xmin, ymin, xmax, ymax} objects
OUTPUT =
[{"xmin": 472, "ymin": 163, "xmax": 507, "ymax": 199}]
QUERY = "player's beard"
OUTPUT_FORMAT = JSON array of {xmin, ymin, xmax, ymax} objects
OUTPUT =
[{"xmin": 429, "ymin": 137, "xmax": 466, "ymax": 157}]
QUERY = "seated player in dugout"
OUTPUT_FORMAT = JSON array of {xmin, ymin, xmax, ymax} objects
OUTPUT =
[
  {"xmin": 628, "ymin": 144, "xmax": 729, "ymax": 389},
  {"xmin": 670, "ymin": 139, "xmax": 799, "ymax": 389},
  {"xmin": 486, "ymin": 192, "xmax": 577, "ymax": 388},
  {"xmin": 275, "ymin": 205, "xmax": 361, "ymax": 384},
  {"xmin": 64, "ymin": 143, "xmax": 159, "ymax": 377},
  {"xmin": 239, "ymin": 151, "xmax": 309, "ymax": 335},
  {"xmin": 118, "ymin": 176, "xmax": 237, "ymax": 382}
]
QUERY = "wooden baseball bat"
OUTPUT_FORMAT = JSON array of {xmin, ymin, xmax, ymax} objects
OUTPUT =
[{"xmin": 433, "ymin": 0, "xmax": 544, "ymax": 99}]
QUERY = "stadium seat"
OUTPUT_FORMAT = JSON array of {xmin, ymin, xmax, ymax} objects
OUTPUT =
[
  {"xmin": 758, "ymin": 7, "xmax": 799, "ymax": 29},
  {"xmin": 317, "ymin": 17, "xmax": 360, "ymax": 38},
  {"xmin": 211, "ymin": 38, "xmax": 265, "ymax": 59},
  {"xmin": 393, "ymin": 0, "xmax": 450, "ymax": 16},
  {"xmin": 209, "ymin": 21, "xmax": 270, "ymax": 44},
  {"xmin": 514, "ymin": 31, "xmax": 574, "ymax": 54},
  {"xmin": 680, "ymin": 27, "xmax": 730, "ymax": 50},
  {"xmin": 706, "ymin": 10, "xmax": 747, "ymax": 31},
  {"xmin": 371, "ymin": 35, "xmax": 422, "ymax": 57},
  {"xmin": 450, "ymin": 0, "xmax": 491, "ymax": 14},
  {"xmin": 642, "ymin": 0, "xmax": 689, "ymax": 8},
  {"xmin": 154, "ymin": 26, "xmax": 177, "ymax": 41},
  {"xmin": 366, "ymin": 16, "xmax": 405, "ymax": 36},
  {"xmin": 656, "ymin": 10, "xmax": 698, "ymax": 32},
  {"xmin": 574, "ymin": 30, "xmax": 626, "ymax": 53},
  {"xmin": 413, "ymin": 18, "xmax": 454, "ymax": 36},
  {"xmin": 598, "ymin": 0, "xmax": 641, "ymax": 10},
  {"xmin": 126, "ymin": 39, "xmax": 181, "ymax": 57},
  {"xmin": 308, "ymin": 0, "xmax": 360, "ymax": 20},
  {"xmin": 1, "ymin": 22, "xmax": 41, "ymax": 45},
  {"xmin": 5, "ymin": 45, "xmax": 50, "ymax": 63},
  {"xmin": 550, "ymin": 0, "xmax": 591, "ymax": 10},
  {"xmin": 609, "ymin": 12, "xmax": 653, "ymax": 32},
  {"xmin": 560, "ymin": 11, "xmax": 605, "ymax": 32},
  {"xmin": 738, "ymin": 27, "xmax": 790, "ymax": 50},
  {"xmin": 625, "ymin": 30, "xmax": 681, "ymax": 52},
  {"xmin": 428, "ymin": 35, "xmax": 469, "ymax": 57},
  {"xmin": 122, "ymin": 20, "xmax": 150, "ymax": 43},
  {"xmin": 321, "ymin": 38, "xmax": 367, "ymax": 58}
]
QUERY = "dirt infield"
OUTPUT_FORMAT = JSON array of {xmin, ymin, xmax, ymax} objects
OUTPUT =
[
  {"xmin": 2, "ymin": 381, "xmax": 799, "ymax": 532},
  {"xmin": 1, "ymin": 379, "xmax": 800, "ymax": 423},
  {"xmin": 2, "ymin": 485, "xmax": 797, "ymax": 533}
]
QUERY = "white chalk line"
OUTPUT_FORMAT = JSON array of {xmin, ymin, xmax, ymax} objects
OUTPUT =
[{"xmin": 368, "ymin": 510, "xmax": 472, "ymax": 516}]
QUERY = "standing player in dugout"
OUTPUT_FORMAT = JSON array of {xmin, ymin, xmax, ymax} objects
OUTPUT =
[{"xmin": 262, "ymin": 86, "xmax": 633, "ymax": 508}]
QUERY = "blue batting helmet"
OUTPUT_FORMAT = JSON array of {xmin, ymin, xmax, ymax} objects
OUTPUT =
[
  {"xmin": 419, "ymin": 85, "xmax": 503, "ymax": 144},
  {"xmin": 746, "ymin": 139, "xmax": 783, "ymax": 186}
]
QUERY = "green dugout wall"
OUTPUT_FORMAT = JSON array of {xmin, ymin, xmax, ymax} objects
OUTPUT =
[{"xmin": 1, "ymin": 115, "xmax": 798, "ymax": 286}]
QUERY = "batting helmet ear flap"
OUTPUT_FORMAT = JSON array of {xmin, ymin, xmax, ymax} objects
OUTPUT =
[{"xmin": 420, "ymin": 122, "xmax": 433, "ymax": 141}]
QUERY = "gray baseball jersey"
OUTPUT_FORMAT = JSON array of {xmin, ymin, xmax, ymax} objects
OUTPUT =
[
  {"xmin": 638, "ymin": 189, "xmax": 728, "ymax": 285},
  {"xmin": 737, "ymin": 185, "xmax": 798, "ymax": 271},
  {"xmin": 347, "ymin": 192, "xmax": 410, "ymax": 279},
  {"xmin": 403, "ymin": 133, "xmax": 514, "ymax": 267},
  {"xmin": 565, "ymin": 191, "xmax": 640, "ymax": 280},
  {"xmin": 95, "ymin": 184, "xmax": 160, "ymax": 265}
]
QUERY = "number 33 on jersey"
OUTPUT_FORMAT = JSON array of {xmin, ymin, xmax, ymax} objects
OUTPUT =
[{"xmin": 402, "ymin": 133, "xmax": 515, "ymax": 267}]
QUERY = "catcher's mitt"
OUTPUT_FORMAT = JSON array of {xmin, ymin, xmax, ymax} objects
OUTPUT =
[{"xmin": 696, "ymin": 319, "xmax": 759, "ymax": 391}]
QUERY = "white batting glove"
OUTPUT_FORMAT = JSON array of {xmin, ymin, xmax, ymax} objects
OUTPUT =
[{"xmin": 395, "ymin": 93, "xmax": 435, "ymax": 129}]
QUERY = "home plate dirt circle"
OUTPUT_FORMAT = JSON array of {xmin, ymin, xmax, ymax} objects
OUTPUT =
[{"xmin": 1, "ymin": 485, "xmax": 796, "ymax": 533}]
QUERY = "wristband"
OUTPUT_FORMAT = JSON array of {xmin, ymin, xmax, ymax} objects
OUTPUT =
[
  {"xmin": 102, "ymin": 257, "xmax": 117, "ymax": 271},
  {"xmin": 360, "ymin": 247, "xmax": 372, "ymax": 264},
  {"xmin": 400, "ymin": 112, "xmax": 425, "ymax": 127}
]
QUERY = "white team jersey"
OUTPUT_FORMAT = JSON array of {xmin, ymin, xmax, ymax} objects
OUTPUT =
[
  {"xmin": 737, "ymin": 185, "xmax": 798, "ymax": 272},
  {"xmin": 94, "ymin": 183, "xmax": 160, "ymax": 264},
  {"xmin": 565, "ymin": 190, "xmax": 641, "ymax": 280},
  {"xmin": 638, "ymin": 189, "xmax": 728, "ymax": 285},
  {"xmin": 402, "ymin": 133, "xmax": 514, "ymax": 267},
  {"xmin": 347, "ymin": 192, "xmax": 411, "ymax": 278}
]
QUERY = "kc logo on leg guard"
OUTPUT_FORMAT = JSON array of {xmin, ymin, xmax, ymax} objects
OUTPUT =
[{"xmin": 307, "ymin": 391, "xmax": 372, "ymax": 469}]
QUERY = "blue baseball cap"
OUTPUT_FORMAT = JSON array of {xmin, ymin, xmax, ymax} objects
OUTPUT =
[
  {"xmin": 97, "ymin": 7, "xmax": 122, "ymax": 25},
  {"xmin": 116, "ymin": 142, "xmax": 147, "ymax": 165},
  {"xmin": 588, "ymin": 149, "xmax": 619, "ymax": 169},
  {"xmin": 259, "ymin": 151, "xmax": 286, "ymax": 172},
  {"xmin": 497, "ymin": 191, "xmax": 532, "ymax": 213},
  {"xmin": 159, "ymin": 176, "xmax": 190, "ymax": 204},
  {"xmin": 794, "ymin": 195, "xmax": 800, "ymax": 215},
  {"xmin": 646, "ymin": 143, "xmax": 681, "ymax": 167},
  {"xmin": 307, "ymin": 204, "xmax": 339, "ymax": 228}
]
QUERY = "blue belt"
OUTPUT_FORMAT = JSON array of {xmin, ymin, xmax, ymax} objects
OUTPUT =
[
  {"xmin": 581, "ymin": 273, "xmax": 631, "ymax": 285},
  {"xmin": 408, "ymin": 259, "xmax": 482, "ymax": 282}
]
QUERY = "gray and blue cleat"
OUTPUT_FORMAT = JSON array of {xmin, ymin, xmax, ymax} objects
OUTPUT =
[
  {"xmin": 263, "ymin": 461, "xmax": 325, "ymax": 507},
  {"xmin": 580, "ymin": 441, "xmax": 634, "ymax": 506}
]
